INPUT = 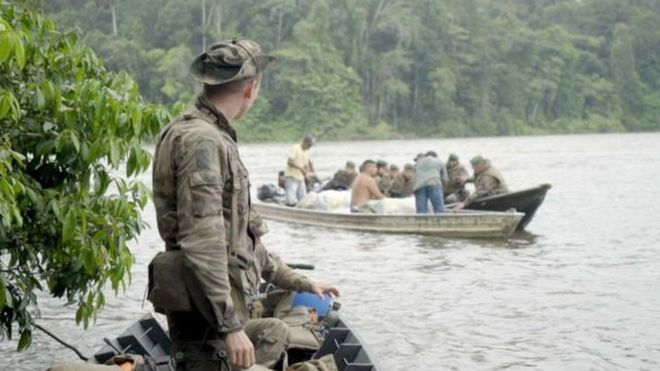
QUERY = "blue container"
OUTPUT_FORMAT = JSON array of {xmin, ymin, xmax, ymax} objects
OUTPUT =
[{"xmin": 291, "ymin": 292, "xmax": 333, "ymax": 317}]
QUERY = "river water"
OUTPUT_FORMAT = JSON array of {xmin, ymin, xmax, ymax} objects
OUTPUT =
[{"xmin": 2, "ymin": 133, "xmax": 659, "ymax": 370}]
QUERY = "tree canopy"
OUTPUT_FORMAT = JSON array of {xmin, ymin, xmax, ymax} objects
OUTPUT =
[
  {"xmin": 39, "ymin": 0, "xmax": 660, "ymax": 141},
  {"xmin": 0, "ymin": 1, "xmax": 169, "ymax": 349}
]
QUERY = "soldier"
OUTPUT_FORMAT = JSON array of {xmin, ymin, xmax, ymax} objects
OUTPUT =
[
  {"xmin": 375, "ymin": 160, "xmax": 392, "ymax": 195},
  {"xmin": 444, "ymin": 153, "xmax": 469, "ymax": 203},
  {"xmin": 469, "ymin": 155, "xmax": 508, "ymax": 200},
  {"xmin": 456, "ymin": 155, "xmax": 508, "ymax": 208},
  {"xmin": 321, "ymin": 161, "xmax": 357, "ymax": 191},
  {"xmin": 150, "ymin": 39, "xmax": 339, "ymax": 371},
  {"xmin": 388, "ymin": 163, "xmax": 415, "ymax": 198}
]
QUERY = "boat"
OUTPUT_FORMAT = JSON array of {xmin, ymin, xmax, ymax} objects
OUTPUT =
[
  {"xmin": 89, "ymin": 311, "xmax": 380, "ymax": 371},
  {"xmin": 464, "ymin": 184, "xmax": 551, "ymax": 230},
  {"xmin": 252, "ymin": 202, "xmax": 523, "ymax": 239}
]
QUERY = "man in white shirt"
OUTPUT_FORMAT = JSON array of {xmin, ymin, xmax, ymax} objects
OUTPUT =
[{"xmin": 284, "ymin": 136, "xmax": 315, "ymax": 206}]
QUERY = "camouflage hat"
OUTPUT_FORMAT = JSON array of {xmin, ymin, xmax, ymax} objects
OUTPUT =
[
  {"xmin": 404, "ymin": 163, "xmax": 414, "ymax": 171},
  {"xmin": 376, "ymin": 160, "xmax": 388, "ymax": 167},
  {"xmin": 346, "ymin": 161, "xmax": 356, "ymax": 169},
  {"xmin": 470, "ymin": 155, "xmax": 486, "ymax": 165},
  {"xmin": 448, "ymin": 153, "xmax": 459, "ymax": 161},
  {"xmin": 190, "ymin": 38, "xmax": 277, "ymax": 85}
]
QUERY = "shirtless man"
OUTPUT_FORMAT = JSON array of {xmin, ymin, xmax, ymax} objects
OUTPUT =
[{"xmin": 350, "ymin": 160, "xmax": 384, "ymax": 212}]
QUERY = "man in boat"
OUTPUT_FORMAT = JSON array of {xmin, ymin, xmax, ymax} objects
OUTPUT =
[
  {"xmin": 321, "ymin": 160, "xmax": 357, "ymax": 191},
  {"xmin": 444, "ymin": 153, "xmax": 470, "ymax": 203},
  {"xmin": 284, "ymin": 135, "xmax": 315, "ymax": 206},
  {"xmin": 388, "ymin": 163, "xmax": 415, "ymax": 198},
  {"xmin": 375, "ymin": 160, "xmax": 392, "ymax": 195},
  {"xmin": 413, "ymin": 151, "xmax": 448, "ymax": 213},
  {"xmin": 350, "ymin": 160, "xmax": 384, "ymax": 212},
  {"xmin": 389, "ymin": 164, "xmax": 400, "ymax": 179},
  {"xmin": 459, "ymin": 155, "xmax": 509, "ymax": 207},
  {"xmin": 149, "ymin": 39, "xmax": 339, "ymax": 371}
]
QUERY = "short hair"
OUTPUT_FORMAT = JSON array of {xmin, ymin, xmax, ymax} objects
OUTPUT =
[
  {"xmin": 360, "ymin": 159, "xmax": 376, "ymax": 171},
  {"xmin": 303, "ymin": 135, "xmax": 315, "ymax": 145},
  {"xmin": 202, "ymin": 76, "xmax": 258, "ymax": 99},
  {"xmin": 425, "ymin": 151, "xmax": 437, "ymax": 158},
  {"xmin": 389, "ymin": 164, "xmax": 399, "ymax": 172},
  {"xmin": 346, "ymin": 161, "xmax": 356, "ymax": 169}
]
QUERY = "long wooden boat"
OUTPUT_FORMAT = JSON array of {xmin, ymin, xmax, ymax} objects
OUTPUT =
[
  {"xmin": 465, "ymin": 184, "xmax": 551, "ymax": 230},
  {"xmin": 89, "ymin": 312, "xmax": 380, "ymax": 371},
  {"xmin": 253, "ymin": 202, "xmax": 523, "ymax": 239}
]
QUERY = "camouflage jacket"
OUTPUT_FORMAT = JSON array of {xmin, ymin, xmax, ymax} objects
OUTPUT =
[
  {"xmin": 470, "ymin": 162, "xmax": 509, "ymax": 202},
  {"xmin": 445, "ymin": 163, "xmax": 468, "ymax": 195},
  {"xmin": 388, "ymin": 174, "xmax": 414, "ymax": 198},
  {"xmin": 152, "ymin": 96, "xmax": 313, "ymax": 332}
]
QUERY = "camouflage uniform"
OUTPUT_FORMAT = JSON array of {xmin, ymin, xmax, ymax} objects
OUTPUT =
[
  {"xmin": 388, "ymin": 173, "xmax": 414, "ymax": 198},
  {"xmin": 152, "ymin": 39, "xmax": 314, "ymax": 371},
  {"xmin": 469, "ymin": 160, "xmax": 509, "ymax": 202}
]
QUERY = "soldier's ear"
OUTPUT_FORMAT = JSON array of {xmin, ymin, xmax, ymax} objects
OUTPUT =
[{"xmin": 243, "ymin": 79, "xmax": 259, "ymax": 100}]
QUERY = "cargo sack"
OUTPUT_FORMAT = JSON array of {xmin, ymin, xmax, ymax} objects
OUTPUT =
[
  {"xmin": 286, "ymin": 354, "xmax": 338, "ymax": 371},
  {"xmin": 277, "ymin": 306, "xmax": 321, "ymax": 351},
  {"xmin": 147, "ymin": 250, "xmax": 192, "ymax": 313}
]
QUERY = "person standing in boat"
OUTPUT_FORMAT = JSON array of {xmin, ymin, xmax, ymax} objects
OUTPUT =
[
  {"xmin": 444, "ymin": 153, "xmax": 470, "ymax": 203},
  {"xmin": 388, "ymin": 163, "xmax": 415, "ymax": 198},
  {"xmin": 284, "ymin": 136, "xmax": 315, "ymax": 206},
  {"xmin": 350, "ymin": 160, "xmax": 384, "ymax": 212},
  {"xmin": 463, "ymin": 155, "xmax": 509, "ymax": 203},
  {"xmin": 413, "ymin": 151, "xmax": 448, "ymax": 213},
  {"xmin": 150, "ymin": 39, "xmax": 338, "ymax": 371}
]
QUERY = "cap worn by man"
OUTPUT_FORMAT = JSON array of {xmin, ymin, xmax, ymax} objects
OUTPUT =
[
  {"xmin": 470, "ymin": 155, "xmax": 486, "ymax": 166},
  {"xmin": 448, "ymin": 153, "xmax": 459, "ymax": 161}
]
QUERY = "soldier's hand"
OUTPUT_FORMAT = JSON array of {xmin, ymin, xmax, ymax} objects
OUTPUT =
[
  {"xmin": 224, "ymin": 330, "xmax": 255, "ymax": 369},
  {"xmin": 311, "ymin": 283, "xmax": 340, "ymax": 299}
]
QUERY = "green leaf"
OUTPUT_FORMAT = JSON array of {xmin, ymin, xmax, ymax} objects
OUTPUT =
[
  {"xmin": 0, "ymin": 34, "xmax": 10, "ymax": 62},
  {"xmin": 17, "ymin": 330, "xmax": 32, "ymax": 351},
  {"xmin": 0, "ymin": 274, "xmax": 6, "ymax": 309},
  {"xmin": 70, "ymin": 132, "xmax": 80, "ymax": 153},
  {"xmin": 35, "ymin": 87, "xmax": 45, "ymax": 109},
  {"xmin": 109, "ymin": 140, "xmax": 119, "ymax": 167},
  {"xmin": 62, "ymin": 209, "xmax": 75, "ymax": 242}
]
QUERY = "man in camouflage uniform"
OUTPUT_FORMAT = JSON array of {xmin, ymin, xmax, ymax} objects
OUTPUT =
[
  {"xmin": 151, "ymin": 39, "xmax": 339, "ymax": 371},
  {"xmin": 444, "ymin": 154, "xmax": 469, "ymax": 203},
  {"xmin": 375, "ymin": 160, "xmax": 392, "ymax": 195},
  {"xmin": 388, "ymin": 163, "xmax": 414, "ymax": 198},
  {"xmin": 464, "ymin": 155, "xmax": 509, "ymax": 203}
]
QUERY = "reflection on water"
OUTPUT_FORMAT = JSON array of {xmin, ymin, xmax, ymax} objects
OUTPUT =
[{"xmin": 2, "ymin": 133, "xmax": 660, "ymax": 370}]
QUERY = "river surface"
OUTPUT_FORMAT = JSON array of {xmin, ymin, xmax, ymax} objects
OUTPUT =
[{"xmin": 2, "ymin": 133, "xmax": 660, "ymax": 370}]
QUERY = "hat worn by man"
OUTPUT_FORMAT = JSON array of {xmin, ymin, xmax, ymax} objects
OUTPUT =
[
  {"xmin": 448, "ymin": 153, "xmax": 459, "ymax": 161},
  {"xmin": 470, "ymin": 155, "xmax": 486, "ymax": 166},
  {"xmin": 190, "ymin": 38, "xmax": 277, "ymax": 85}
]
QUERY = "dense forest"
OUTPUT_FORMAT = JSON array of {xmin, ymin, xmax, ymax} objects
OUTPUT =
[{"xmin": 39, "ymin": 0, "xmax": 660, "ymax": 141}]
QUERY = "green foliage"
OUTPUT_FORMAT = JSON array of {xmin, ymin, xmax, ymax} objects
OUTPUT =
[
  {"xmin": 0, "ymin": 2, "xmax": 170, "ymax": 350},
  {"xmin": 41, "ymin": 0, "xmax": 660, "ymax": 140}
]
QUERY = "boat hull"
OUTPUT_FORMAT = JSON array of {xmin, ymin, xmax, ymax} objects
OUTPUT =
[
  {"xmin": 465, "ymin": 184, "xmax": 551, "ymax": 230},
  {"xmin": 253, "ymin": 203, "xmax": 523, "ymax": 239}
]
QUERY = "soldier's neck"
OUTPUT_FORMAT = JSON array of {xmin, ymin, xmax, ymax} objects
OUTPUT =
[{"xmin": 208, "ymin": 95, "xmax": 243, "ymax": 124}]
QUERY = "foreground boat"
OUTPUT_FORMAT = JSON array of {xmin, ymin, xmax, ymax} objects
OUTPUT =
[
  {"xmin": 253, "ymin": 202, "xmax": 523, "ymax": 239},
  {"xmin": 89, "ymin": 312, "xmax": 380, "ymax": 371},
  {"xmin": 465, "ymin": 184, "xmax": 551, "ymax": 230}
]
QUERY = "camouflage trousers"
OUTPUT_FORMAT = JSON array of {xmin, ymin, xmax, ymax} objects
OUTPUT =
[{"xmin": 168, "ymin": 311, "xmax": 289, "ymax": 371}]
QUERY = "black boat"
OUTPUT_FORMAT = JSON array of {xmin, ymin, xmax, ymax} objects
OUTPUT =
[
  {"xmin": 465, "ymin": 183, "xmax": 551, "ymax": 230},
  {"xmin": 90, "ymin": 312, "xmax": 380, "ymax": 371}
]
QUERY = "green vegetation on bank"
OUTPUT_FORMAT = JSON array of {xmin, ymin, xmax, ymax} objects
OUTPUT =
[
  {"xmin": 39, "ymin": 0, "xmax": 660, "ymax": 141},
  {"xmin": 0, "ymin": 2, "xmax": 170, "ymax": 349}
]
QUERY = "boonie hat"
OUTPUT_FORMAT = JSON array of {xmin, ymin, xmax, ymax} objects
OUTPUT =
[
  {"xmin": 470, "ymin": 155, "xmax": 486, "ymax": 165},
  {"xmin": 190, "ymin": 38, "xmax": 277, "ymax": 85}
]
